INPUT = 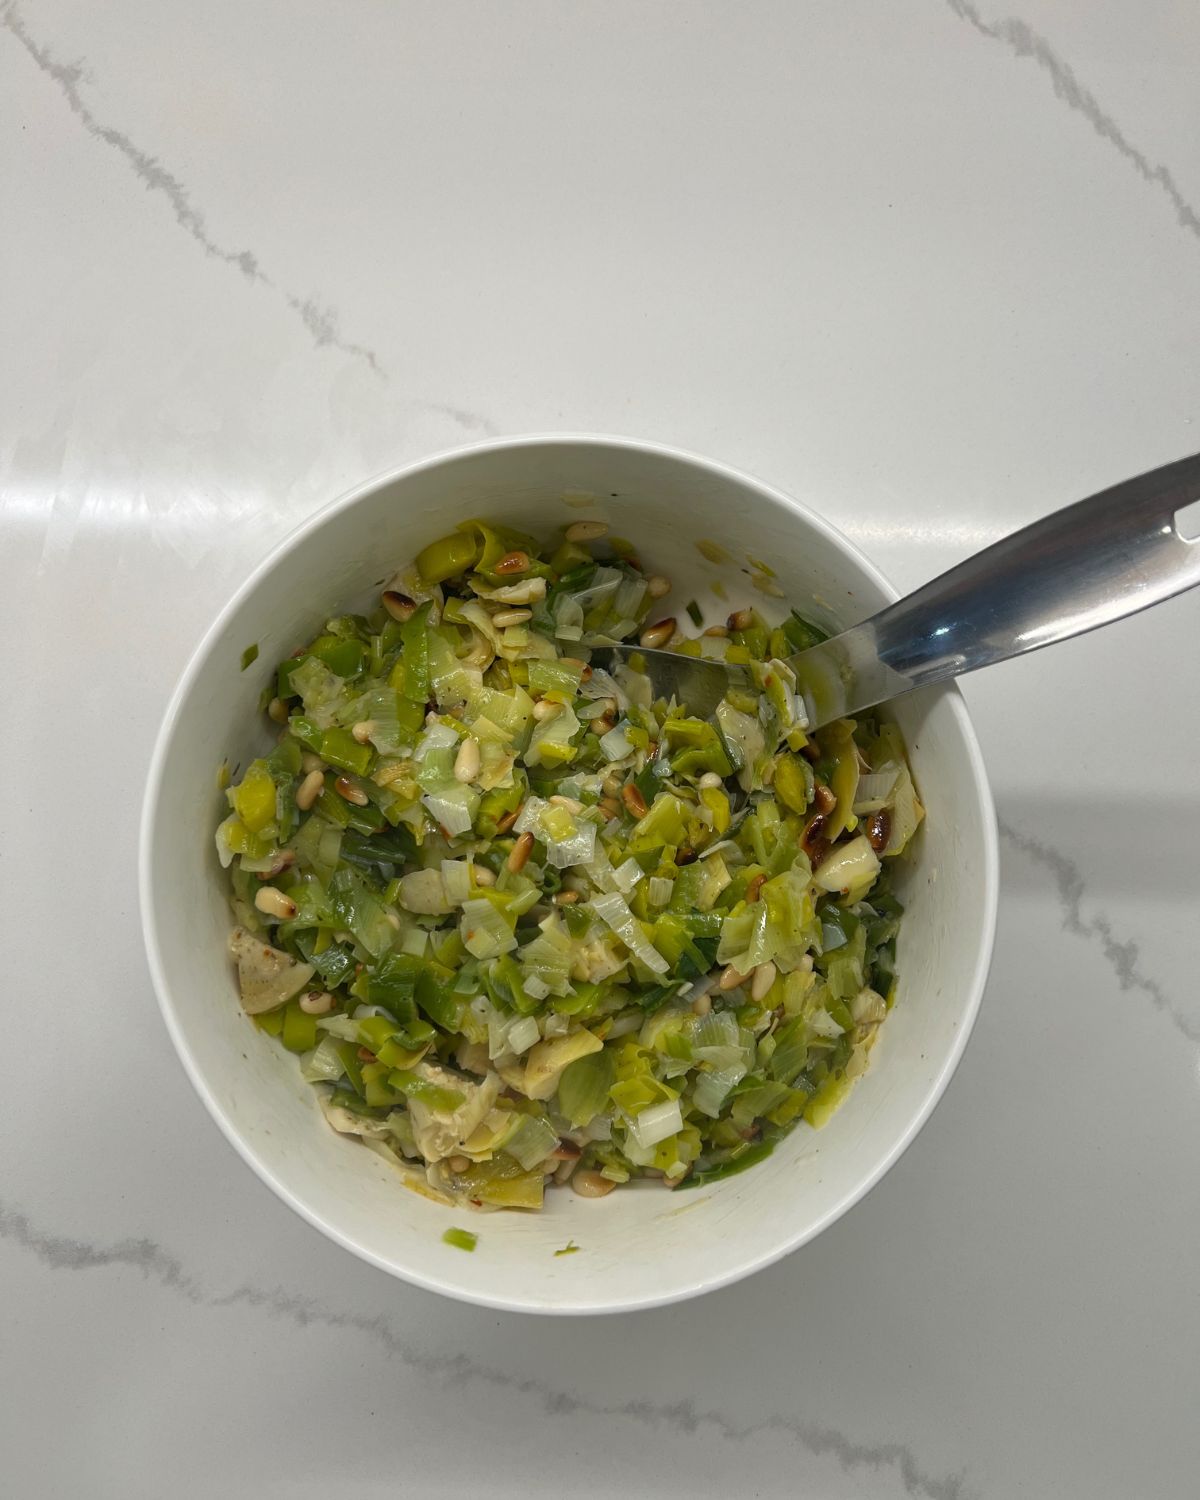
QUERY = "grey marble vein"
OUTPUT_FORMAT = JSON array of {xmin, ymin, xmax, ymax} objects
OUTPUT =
[
  {"xmin": 945, "ymin": 0, "xmax": 1200, "ymax": 241},
  {"xmin": 1000, "ymin": 820, "xmax": 1200, "ymax": 1042},
  {"xmin": 1, "ymin": 1, "xmax": 388, "ymax": 374},
  {"xmin": 0, "ymin": 1198, "xmax": 970, "ymax": 1500}
]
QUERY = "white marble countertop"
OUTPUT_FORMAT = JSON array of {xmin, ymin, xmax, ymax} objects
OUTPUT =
[{"xmin": 4, "ymin": 2, "xmax": 1199, "ymax": 1495}]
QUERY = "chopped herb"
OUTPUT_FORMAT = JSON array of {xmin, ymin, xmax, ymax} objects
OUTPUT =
[
  {"xmin": 685, "ymin": 599, "xmax": 703, "ymax": 627},
  {"xmin": 554, "ymin": 1240, "xmax": 581, "ymax": 1257},
  {"xmin": 240, "ymin": 643, "xmax": 260, "ymax": 670},
  {"xmin": 442, "ymin": 1227, "xmax": 478, "ymax": 1252}
]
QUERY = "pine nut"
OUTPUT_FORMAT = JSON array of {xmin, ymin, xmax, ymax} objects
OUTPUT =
[
  {"xmin": 382, "ymin": 590, "xmax": 416, "ymax": 621},
  {"xmin": 453, "ymin": 737, "xmax": 481, "ymax": 783},
  {"xmin": 295, "ymin": 768, "xmax": 325, "ymax": 811},
  {"xmin": 532, "ymin": 698, "xmax": 562, "ymax": 721},
  {"xmin": 719, "ymin": 964, "xmax": 747, "ymax": 991},
  {"xmin": 255, "ymin": 887, "xmax": 297, "ymax": 920},
  {"xmin": 602, "ymin": 771, "xmax": 622, "ymax": 797},
  {"xmin": 572, "ymin": 1170, "xmax": 617, "ymax": 1198},
  {"xmin": 813, "ymin": 784, "xmax": 836, "ymax": 815},
  {"xmin": 565, "ymin": 520, "xmax": 609, "ymax": 543},
  {"xmin": 300, "ymin": 752, "xmax": 325, "ymax": 774},
  {"xmin": 751, "ymin": 961, "xmax": 777, "ymax": 1002},
  {"xmin": 447, "ymin": 1154, "xmax": 471, "ymax": 1174},
  {"xmin": 472, "ymin": 865, "xmax": 496, "ymax": 888},
  {"xmin": 646, "ymin": 575, "xmax": 671, "ymax": 599},
  {"xmin": 622, "ymin": 783, "xmax": 648, "ymax": 818},
  {"xmin": 866, "ymin": 809, "xmax": 892, "ymax": 852},
  {"xmin": 590, "ymin": 710, "xmax": 617, "ymax": 734},
  {"xmin": 698, "ymin": 771, "xmax": 723, "ymax": 790},
  {"xmin": 267, "ymin": 697, "xmax": 289, "ymax": 724},
  {"xmin": 549, "ymin": 794, "xmax": 583, "ymax": 814},
  {"xmin": 494, "ymin": 550, "xmax": 530, "ymax": 575},
  {"xmin": 335, "ymin": 775, "xmax": 369, "ymax": 806},
  {"xmin": 492, "ymin": 607, "xmax": 532, "ymax": 628},
  {"xmin": 599, "ymin": 797, "xmax": 620, "ymax": 820},
  {"xmin": 553, "ymin": 889, "xmax": 580, "ymax": 905},
  {"xmin": 351, "ymin": 720, "xmax": 376, "ymax": 744},
  {"xmin": 675, "ymin": 847, "xmax": 697, "ymax": 866},
  {"xmin": 703, "ymin": 625, "xmax": 729, "ymax": 638},
  {"xmin": 639, "ymin": 618, "xmax": 676, "ymax": 649},
  {"xmin": 299, "ymin": 990, "xmax": 335, "ymax": 1015},
  {"xmin": 727, "ymin": 609, "xmax": 754, "ymax": 631},
  {"xmin": 507, "ymin": 831, "xmax": 534, "ymax": 872},
  {"xmin": 262, "ymin": 849, "xmax": 296, "ymax": 878},
  {"xmin": 692, "ymin": 991, "xmax": 712, "ymax": 1017},
  {"xmin": 746, "ymin": 872, "xmax": 766, "ymax": 903},
  {"xmin": 496, "ymin": 806, "xmax": 522, "ymax": 834}
]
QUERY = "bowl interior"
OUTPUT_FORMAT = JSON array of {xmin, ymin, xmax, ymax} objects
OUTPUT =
[{"xmin": 143, "ymin": 438, "xmax": 996, "ymax": 1313}]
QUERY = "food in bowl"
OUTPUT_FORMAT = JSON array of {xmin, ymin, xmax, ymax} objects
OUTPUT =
[{"xmin": 217, "ymin": 517, "xmax": 924, "ymax": 1212}]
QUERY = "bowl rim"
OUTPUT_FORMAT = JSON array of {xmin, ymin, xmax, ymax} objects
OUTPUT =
[{"xmin": 139, "ymin": 432, "xmax": 999, "ymax": 1315}]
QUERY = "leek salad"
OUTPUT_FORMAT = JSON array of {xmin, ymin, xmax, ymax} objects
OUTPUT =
[{"xmin": 217, "ymin": 519, "xmax": 923, "ymax": 1211}]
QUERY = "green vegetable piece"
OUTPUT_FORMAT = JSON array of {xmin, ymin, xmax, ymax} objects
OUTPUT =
[
  {"xmin": 310, "ymin": 634, "xmax": 367, "ymax": 678},
  {"xmin": 443, "ymin": 1227, "xmax": 479, "ymax": 1252},
  {"xmin": 416, "ymin": 531, "xmax": 483, "ymax": 584},
  {"xmin": 240, "ymin": 643, "xmax": 259, "ymax": 670},
  {"xmin": 320, "ymin": 727, "xmax": 374, "ymax": 776},
  {"xmin": 557, "ymin": 1048, "xmax": 616, "ymax": 1127},
  {"xmin": 773, "ymin": 753, "xmax": 813, "ymax": 814},
  {"xmin": 280, "ymin": 1000, "xmax": 318, "ymax": 1054},
  {"xmin": 400, "ymin": 601, "xmax": 433, "ymax": 703},
  {"xmin": 554, "ymin": 1241, "xmax": 580, "ymax": 1256}
]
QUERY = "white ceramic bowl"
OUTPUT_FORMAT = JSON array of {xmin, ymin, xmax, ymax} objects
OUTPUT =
[{"xmin": 141, "ymin": 436, "xmax": 997, "ymax": 1314}]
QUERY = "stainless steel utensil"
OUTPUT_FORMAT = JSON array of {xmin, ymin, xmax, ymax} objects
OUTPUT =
[{"xmin": 589, "ymin": 451, "xmax": 1200, "ymax": 728}]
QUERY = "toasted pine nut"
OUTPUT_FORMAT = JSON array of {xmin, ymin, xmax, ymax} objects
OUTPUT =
[
  {"xmin": 813, "ymin": 784, "xmax": 836, "ymax": 815},
  {"xmin": 675, "ymin": 847, "xmax": 697, "ymax": 866},
  {"xmin": 639, "ymin": 618, "xmax": 676, "ymax": 650},
  {"xmin": 351, "ymin": 720, "xmax": 376, "ymax": 744},
  {"xmin": 267, "ymin": 697, "xmax": 289, "ymax": 724},
  {"xmin": 590, "ymin": 712, "xmax": 617, "ymax": 735},
  {"xmin": 553, "ymin": 889, "xmax": 580, "ymax": 905},
  {"xmin": 472, "ymin": 865, "xmax": 496, "ymax": 888},
  {"xmin": 549, "ymin": 794, "xmax": 583, "ymax": 814},
  {"xmin": 800, "ymin": 813, "xmax": 829, "ymax": 861},
  {"xmin": 357, "ymin": 1046, "xmax": 376, "ymax": 1063},
  {"xmin": 507, "ymin": 831, "xmax": 534, "ymax": 873},
  {"xmin": 866, "ymin": 809, "xmax": 892, "ymax": 852},
  {"xmin": 621, "ymin": 783, "xmax": 648, "ymax": 818},
  {"xmin": 295, "ymin": 768, "xmax": 325, "ymax": 811},
  {"xmin": 299, "ymin": 990, "xmax": 335, "ymax": 1015},
  {"xmin": 495, "ymin": 806, "xmax": 522, "ymax": 834},
  {"xmin": 261, "ymin": 848, "xmax": 296, "ymax": 878},
  {"xmin": 572, "ymin": 1169, "xmax": 617, "ymax": 1199},
  {"xmin": 703, "ymin": 625, "xmax": 729, "ymax": 638},
  {"xmin": 598, "ymin": 797, "xmax": 620, "ymax": 820},
  {"xmin": 727, "ymin": 608, "xmax": 754, "ymax": 631},
  {"xmin": 532, "ymin": 698, "xmax": 562, "ymax": 721},
  {"xmin": 646, "ymin": 575, "xmax": 671, "ymax": 599},
  {"xmin": 697, "ymin": 771, "xmax": 723, "ymax": 790},
  {"xmin": 492, "ymin": 607, "xmax": 532, "ymax": 627},
  {"xmin": 692, "ymin": 991, "xmax": 712, "ymax": 1017},
  {"xmin": 494, "ymin": 550, "xmax": 530, "ymax": 575},
  {"xmin": 746, "ymin": 872, "xmax": 766, "ymax": 903},
  {"xmin": 602, "ymin": 771, "xmax": 622, "ymax": 798},
  {"xmin": 382, "ymin": 590, "xmax": 416, "ymax": 621},
  {"xmin": 335, "ymin": 775, "xmax": 369, "ymax": 806},
  {"xmin": 300, "ymin": 752, "xmax": 325, "ymax": 774},
  {"xmin": 565, "ymin": 520, "xmax": 609, "ymax": 543},
  {"xmin": 751, "ymin": 961, "xmax": 777, "ymax": 1002},
  {"xmin": 453, "ymin": 737, "xmax": 481, "ymax": 783},
  {"xmin": 719, "ymin": 964, "xmax": 747, "ymax": 991},
  {"xmin": 551, "ymin": 1138, "xmax": 582, "ymax": 1160},
  {"xmin": 254, "ymin": 887, "xmax": 297, "ymax": 920},
  {"xmin": 447, "ymin": 1154, "xmax": 471, "ymax": 1174}
]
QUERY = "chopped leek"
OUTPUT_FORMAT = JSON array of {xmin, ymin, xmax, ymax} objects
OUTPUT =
[{"xmin": 220, "ymin": 516, "xmax": 922, "ymax": 1210}]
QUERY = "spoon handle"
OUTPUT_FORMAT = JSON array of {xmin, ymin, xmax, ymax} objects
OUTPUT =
[{"xmin": 797, "ymin": 451, "xmax": 1200, "ymax": 725}]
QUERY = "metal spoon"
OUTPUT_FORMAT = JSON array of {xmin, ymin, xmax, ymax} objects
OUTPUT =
[{"xmin": 588, "ymin": 451, "xmax": 1200, "ymax": 729}]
